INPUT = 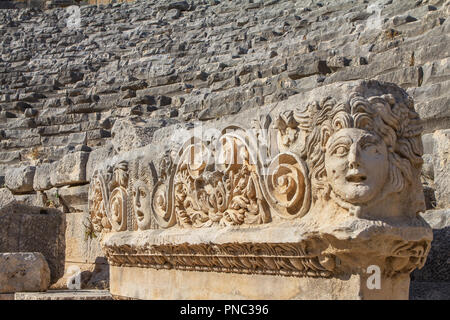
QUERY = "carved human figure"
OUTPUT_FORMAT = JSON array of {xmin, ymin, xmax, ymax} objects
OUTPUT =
[
  {"xmin": 324, "ymin": 128, "xmax": 389, "ymax": 205},
  {"xmin": 133, "ymin": 180, "xmax": 152, "ymax": 230},
  {"xmin": 292, "ymin": 88, "xmax": 424, "ymax": 221}
]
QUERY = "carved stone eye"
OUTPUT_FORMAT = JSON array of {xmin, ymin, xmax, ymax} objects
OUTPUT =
[
  {"xmin": 361, "ymin": 142, "xmax": 378, "ymax": 154},
  {"xmin": 332, "ymin": 145, "xmax": 348, "ymax": 156}
]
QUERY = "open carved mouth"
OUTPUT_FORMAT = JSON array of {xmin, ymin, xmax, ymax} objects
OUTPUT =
[
  {"xmin": 136, "ymin": 210, "xmax": 145, "ymax": 221},
  {"xmin": 345, "ymin": 173, "xmax": 367, "ymax": 183}
]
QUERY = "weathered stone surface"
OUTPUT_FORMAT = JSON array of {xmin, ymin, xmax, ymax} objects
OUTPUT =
[
  {"xmin": 86, "ymin": 144, "xmax": 115, "ymax": 181},
  {"xmin": 93, "ymin": 80, "xmax": 432, "ymax": 300},
  {"xmin": 50, "ymin": 151, "xmax": 89, "ymax": 187},
  {"xmin": 0, "ymin": 188, "xmax": 14, "ymax": 208},
  {"xmin": 432, "ymin": 130, "xmax": 450, "ymax": 208},
  {"xmin": 51, "ymin": 261, "xmax": 109, "ymax": 291},
  {"xmin": 0, "ymin": 0, "xmax": 448, "ymax": 300},
  {"xmin": 0, "ymin": 293, "xmax": 14, "ymax": 300},
  {"xmin": 111, "ymin": 118, "xmax": 157, "ymax": 154},
  {"xmin": 14, "ymin": 290, "xmax": 112, "ymax": 300},
  {"xmin": 4, "ymin": 166, "xmax": 36, "ymax": 193},
  {"xmin": 111, "ymin": 266, "xmax": 410, "ymax": 300},
  {"xmin": 33, "ymin": 162, "xmax": 53, "ymax": 191},
  {"xmin": 65, "ymin": 211, "xmax": 104, "ymax": 264},
  {"xmin": 0, "ymin": 203, "xmax": 65, "ymax": 283},
  {"xmin": 0, "ymin": 252, "xmax": 50, "ymax": 293},
  {"xmin": 57, "ymin": 185, "xmax": 89, "ymax": 213}
]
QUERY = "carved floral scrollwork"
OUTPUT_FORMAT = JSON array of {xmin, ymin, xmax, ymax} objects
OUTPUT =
[
  {"xmin": 89, "ymin": 160, "xmax": 130, "ymax": 233},
  {"xmin": 385, "ymin": 240, "xmax": 430, "ymax": 276},
  {"xmin": 264, "ymin": 152, "xmax": 310, "ymax": 219},
  {"xmin": 109, "ymin": 186, "xmax": 127, "ymax": 232},
  {"xmin": 172, "ymin": 135, "xmax": 271, "ymax": 227},
  {"xmin": 89, "ymin": 171, "xmax": 111, "ymax": 233},
  {"xmin": 151, "ymin": 156, "xmax": 176, "ymax": 228}
]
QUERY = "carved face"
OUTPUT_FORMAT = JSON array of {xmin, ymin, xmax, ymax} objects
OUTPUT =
[
  {"xmin": 324, "ymin": 128, "xmax": 389, "ymax": 205},
  {"xmin": 133, "ymin": 180, "xmax": 152, "ymax": 230}
]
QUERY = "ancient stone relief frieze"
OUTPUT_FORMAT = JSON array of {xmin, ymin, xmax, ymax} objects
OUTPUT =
[{"xmin": 89, "ymin": 81, "xmax": 432, "ymax": 278}]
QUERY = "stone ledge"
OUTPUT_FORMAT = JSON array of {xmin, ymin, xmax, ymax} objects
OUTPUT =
[
  {"xmin": 103, "ymin": 218, "xmax": 432, "ymax": 279},
  {"xmin": 14, "ymin": 290, "xmax": 113, "ymax": 300},
  {"xmin": 110, "ymin": 266, "xmax": 411, "ymax": 300}
]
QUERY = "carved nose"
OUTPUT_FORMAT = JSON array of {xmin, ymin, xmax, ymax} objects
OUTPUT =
[
  {"xmin": 135, "ymin": 192, "xmax": 141, "ymax": 207},
  {"xmin": 348, "ymin": 144, "xmax": 360, "ymax": 169}
]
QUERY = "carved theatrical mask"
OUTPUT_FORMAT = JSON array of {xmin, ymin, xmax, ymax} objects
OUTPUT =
[
  {"xmin": 133, "ymin": 180, "xmax": 152, "ymax": 230},
  {"xmin": 324, "ymin": 128, "xmax": 389, "ymax": 205}
]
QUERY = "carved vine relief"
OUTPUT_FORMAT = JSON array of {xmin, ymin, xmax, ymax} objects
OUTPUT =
[{"xmin": 89, "ymin": 85, "xmax": 425, "ymax": 233}]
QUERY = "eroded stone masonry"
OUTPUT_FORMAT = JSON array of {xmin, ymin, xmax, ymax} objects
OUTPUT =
[{"xmin": 0, "ymin": 0, "xmax": 449, "ymax": 300}]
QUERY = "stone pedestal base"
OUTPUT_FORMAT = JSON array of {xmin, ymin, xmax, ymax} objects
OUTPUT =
[
  {"xmin": 103, "ymin": 220, "xmax": 430, "ymax": 300},
  {"xmin": 110, "ymin": 266, "xmax": 410, "ymax": 300}
]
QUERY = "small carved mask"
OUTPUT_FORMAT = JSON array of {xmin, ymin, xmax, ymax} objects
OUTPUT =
[{"xmin": 133, "ymin": 180, "xmax": 152, "ymax": 230}]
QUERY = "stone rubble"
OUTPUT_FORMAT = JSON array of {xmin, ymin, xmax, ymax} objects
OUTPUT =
[{"xmin": 0, "ymin": 252, "xmax": 51, "ymax": 293}]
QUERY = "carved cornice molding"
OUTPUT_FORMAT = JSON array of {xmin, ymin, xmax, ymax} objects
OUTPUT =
[{"xmin": 102, "ymin": 223, "xmax": 431, "ymax": 278}]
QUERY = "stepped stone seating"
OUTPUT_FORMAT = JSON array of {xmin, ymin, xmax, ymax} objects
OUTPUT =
[{"xmin": 0, "ymin": 0, "xmax": 448, "ymax": 299}]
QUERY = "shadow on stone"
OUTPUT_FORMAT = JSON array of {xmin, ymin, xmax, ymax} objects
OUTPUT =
[{"xmin": 0, "ymin": 202, "xmax": 66, "ymax": 284}]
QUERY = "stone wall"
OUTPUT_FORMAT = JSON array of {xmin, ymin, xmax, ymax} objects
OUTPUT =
[{"xmin": 0, "ymin": 0, "xmax": 449, "ymax": 297}]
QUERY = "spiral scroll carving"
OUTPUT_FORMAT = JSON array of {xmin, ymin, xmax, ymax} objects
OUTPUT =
[{"xmin": 264, "ymin": 152, "xmax": 310, "ymax": 219}]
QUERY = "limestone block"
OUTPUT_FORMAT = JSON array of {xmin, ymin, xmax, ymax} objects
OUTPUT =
[
  {"xmin": 0, "ymin": 203, "xmax": 65, "ymax": 283},
  {"xmin": 58, "ymin": 185, "xmax": 89, "ymax": 213},
  {"xmin": 5, "ymin": 166, "xmax": 36, "ymax": 193},
  {"xmin": 64, "ymin": 211, "xmax": 104, "ymax": 265},
  {"xmin": 0, "ymin": 252, "xmax": 50, "ymax": 293},
  {"xmin": 50, "ymin": 151, "xmax": 89, "ymax": 187},
  {"xmin": 86, "ymin": 144, "xmax": 115, "ymax": 181},
  {"xmin": 421, "ymin": 57, "xmax": 450, "ymax": 86},
  {"xmin": 33, "ymin": 162, "xmax": 53, "ymax": 191},
  {"xmin": 0, "ymin": 188, "xmax": 14, "ymax": 209},
  {"xmin": 110, "ymin": 266, "xmax": 410, "ymax": 300},
  {"xmin": 432, "ymin": 130, "xmax": 450, "ymax": 208},
  {"xmin": 0, "ymin": 294, "xmax": 14, "ymax": 300},
  {"xmin": 111, "ymin": 118, "xmax": 157, "ymax": 154},
  {"xmin": 14, "ymin": 290, "xmax": 112, "ymax": 300},
  {"xmin": 51, "ymin": 261, "xmax": 109, "ymax": 291}
]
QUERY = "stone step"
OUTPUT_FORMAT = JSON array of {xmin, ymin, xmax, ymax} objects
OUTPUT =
[{"xmin": 14, "ymin": 290, "xmax": 113, "ymax": 300}]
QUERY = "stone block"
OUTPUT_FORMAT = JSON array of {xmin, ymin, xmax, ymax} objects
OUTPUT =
[
  {"xmin": 50, "ymin": 151, "xmax": 89, "ymax": 187},
  {"xmin": 86, "ymin": 144, "xmax": 115, "ymax": 181},
  {"xmin": 0, "ymin": 188, "xmax": 14, "ymax": 209},
  {"xmin": 421, "ymin": 57, "xmax": 450, "ymax": 86},
  {"xmin": 0, "ymin": 252, "xmax": 50, "ymax": 293},
  {"xmin": 110, "ymin": 264, "xmax": 410, "ymax": 300},
  {"xmin": 0, "ymin": 203, "xmax": 65, "ymax": 283},
  {"xmin": 432, "ymin": 130, "xmax": 450, "ymax": 208},
  {"xmin": 64, "ymin": 211, "xmax": 104, "ymax": 264},
  {"xmin": 57, "ymin": 185, "xmax": 89, "ymax": 213},
  {"xmin": 0, "ymin": 294, "xmax": 14, "ymax": 300},
  {"xmin": 5, "ymin": 166, "xmax": 36, "ymax": 193},
  {"xmin": 41, "ymin": 132, "xmax": 87, "ymax": 147},
  {"xmin": 51, "ymin": 261, "xmax": 109, "ymax": 291},
  {"xmin": 111, "ymin": 119, "xmax": 156, "ymax": 154},
  {"xmin": 14, "ymin": 290, "xmax": 112, "ymax": 300},
  {"xmin": 33, "ymin": 162, "xmax": 54, "ymax": 191}
]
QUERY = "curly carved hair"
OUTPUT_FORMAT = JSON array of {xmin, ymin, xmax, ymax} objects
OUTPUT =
[{"xmin": 294, "ymin": 90, "xmax": 423, "ymax": 202}]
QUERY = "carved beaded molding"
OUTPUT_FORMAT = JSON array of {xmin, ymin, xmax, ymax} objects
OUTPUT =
[{"xmin": 89, "ymin": 81, "xmax": 432, "ymax": 277}]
